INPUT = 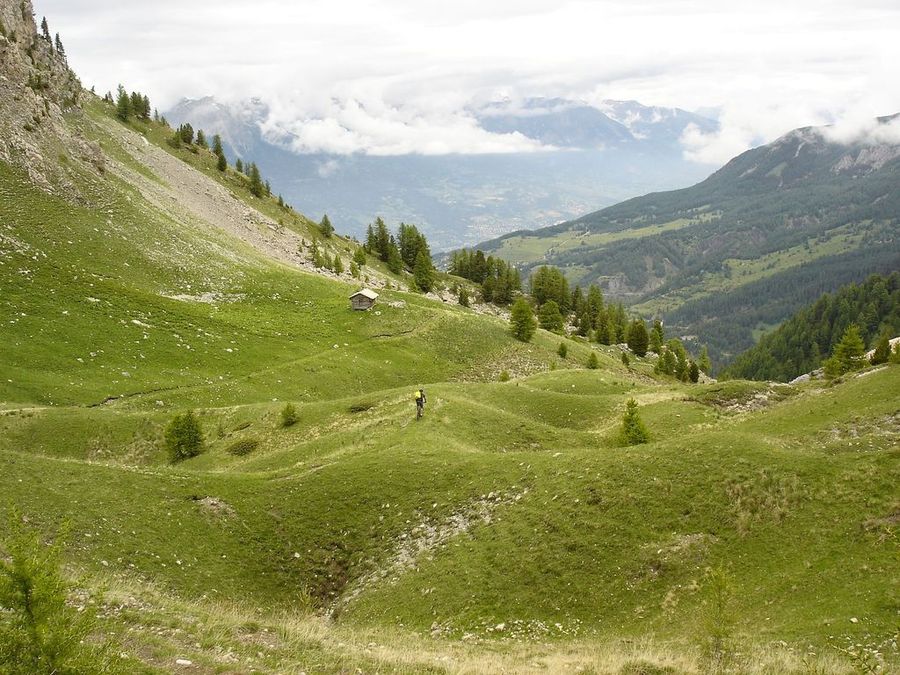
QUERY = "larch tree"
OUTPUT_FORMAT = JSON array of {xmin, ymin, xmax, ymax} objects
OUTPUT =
[
  {"xmin": 510, "ymin": 297, "xmax": 536, "ymax": 342},
  {"xmin": 627, "ymin": 318, "xmax": 649, "ymax": 357},
  {"xmin": 621, "ymin": 398, "xmax": 649, "ymax": 445},
  {"xmin": 320, "ymin": 213, "xmax": 334, "ymax": 238}
]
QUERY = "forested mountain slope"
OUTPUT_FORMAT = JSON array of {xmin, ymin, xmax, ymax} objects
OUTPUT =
[
  {"xmin": 479, "ymin": 118, "xmax": 900, "ymax": 366},
  {"xmin": 723, "ymin": 272, "xmax": 900, "ymax": 381}
]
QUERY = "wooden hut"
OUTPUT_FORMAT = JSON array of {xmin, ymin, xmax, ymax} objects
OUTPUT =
[{"xmin": 349, "ymin": 288, "xmax": 378, "ymax": 311}]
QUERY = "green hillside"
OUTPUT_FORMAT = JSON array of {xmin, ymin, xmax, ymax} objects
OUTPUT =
[
  {"xmin": 2, "ymin": 7, "xmax": 899, "ymax": 673},
  {"xmin": 477, "ymin": 120, "xmax": 900, "ymax": 368},
  {"xmin": 724, "ymin": 273, "xmax": 900, "ymax": 381}
]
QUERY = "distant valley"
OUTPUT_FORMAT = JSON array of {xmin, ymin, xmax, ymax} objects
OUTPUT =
[{"xmin": 166, "ymin": 96, "xmax": 719, "ymax": 250}]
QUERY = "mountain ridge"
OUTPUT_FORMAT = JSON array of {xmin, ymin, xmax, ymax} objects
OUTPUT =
[{"xmin": 477, "ymin": 115, "xmax": 900, "ymax": 366}]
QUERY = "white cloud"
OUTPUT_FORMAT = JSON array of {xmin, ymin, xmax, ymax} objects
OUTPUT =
[
  {"xmin": 33, "ymin": 0, "xmax": 900, "ymax": 157},
  {"xmin": 820, "ymin": 112, "xmax": 900, "ymax": 145}
]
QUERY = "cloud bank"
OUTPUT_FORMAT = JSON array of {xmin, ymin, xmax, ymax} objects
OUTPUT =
[{"xmin": 34, "ymin": 0, "xmax": 900, "ymax": 159}]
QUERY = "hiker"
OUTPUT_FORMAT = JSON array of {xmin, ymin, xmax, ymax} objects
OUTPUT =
[{"xmin": 415, "ymin": 387, "xmax": 426, "ymax": 418}]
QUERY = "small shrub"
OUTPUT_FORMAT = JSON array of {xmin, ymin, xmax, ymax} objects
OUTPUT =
[
  {"xmin": 0, "ymin": 512, "xmax": 117, "ymax": 671},
  {"xmin": 621, "ymin": 398, "xmax": 649, "ymax": 445},
  {"xmin": 621, "ymin": 351, "xmax": 630, "ymax": 367},
  {"xmin": 280, "ymin": 403, "xmax": 299, "ymax": 428},
  {"xmin": 227, "ymin": 437, "xmax": 259, "ymax": 456},
  {"xmin": 164, "ymin": 410, "xmax": 204, "ymax": 463},
  {"xmin": 458, "ymin": 286, "xmax": 470, "ymax": 307},
  {"xmin": 697, "ymin": 568, "xmax": 738, "ymax": 674},
  {"xmin": 499, "ymin": 370, "xmax": 510, "ymax": 382},
  {"xmin": 557, "ymin": 342, "xmax": 568, "ymax": 359},
  {"xmin": 587, "ymin": 352, "xmax": 599, "ymax": 369}
]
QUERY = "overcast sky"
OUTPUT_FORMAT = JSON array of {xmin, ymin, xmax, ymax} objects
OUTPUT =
[{"xmin": 34, "ymin": 0, "xmax": 900, "ymax": 161}]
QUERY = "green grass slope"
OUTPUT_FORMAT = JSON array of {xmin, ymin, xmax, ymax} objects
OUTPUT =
[{"xmin": 2, "ymin": 81, "xmax": 899, "ymax": 673}]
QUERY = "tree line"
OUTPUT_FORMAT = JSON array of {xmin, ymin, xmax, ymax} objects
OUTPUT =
[
  {"xmin": 724, "ymin": 272, "xmax": 900, "ymax": 381},
  {"xmin": 103, "ymin": 84, "xmax": 287, "ymax": 204},
  {"xmin": 364, "ymin": 218, "xmax": 437, "ymax": 292},
  {"xmin": 448, "ymin": 249, "xmax": 522, "ymax": 305},
  {"xmin": 505, "ymin": 264, "xmax": 709, "ymax": 381}
]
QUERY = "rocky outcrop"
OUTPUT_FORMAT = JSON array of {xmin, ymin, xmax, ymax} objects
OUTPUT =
[{"xmin": 0, "ymin": 0, "xmax": 98, "ymax": 191}]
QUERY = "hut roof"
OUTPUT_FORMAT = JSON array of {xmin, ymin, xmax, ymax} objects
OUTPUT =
[{"xmin": 350, "ymin": 288, "xmax": 379, "ymax": 300}]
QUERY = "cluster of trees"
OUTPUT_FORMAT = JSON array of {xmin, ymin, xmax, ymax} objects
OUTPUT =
[
  {"xmin": 104, "ymin": 84, "xmax": 286, "ymax": 203},
  {"xmin": 525, "ymin": 266, "xmax": 653, "ymax": 351},
  {"xmin": 449, "ymin": 249, "xmax": 522, "ymax": 305},
  {"xmin": 508, "ymin": 266, "xmax": 710, "ymax": 382},
  {"xmin": 111, "ymin": 84, "xmax": 152, "ymax": 122},
  {"xmin": 822, "ymin": 324, "xmax": 900, "ymax": 378},
  {"xmin": 232, "ymin": 158, "xmax": 268, "ymax": 197},
  {"xmin": 724, "ymin": 272, "xmax": 900, "ymax": 381},
  {"xmin": 365, "ymin": 218, "xmax": 436, "ymax": 292},
  {"xmin": 38, "ymin": 16, "xmax": 65, "ymax": 57}
]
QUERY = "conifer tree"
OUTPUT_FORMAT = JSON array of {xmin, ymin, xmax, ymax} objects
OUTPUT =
[
  {"xmin": 458, "ymin": 286, "xmax": 470, "ymax": 307},
  {"xmin": 538, "ymin": 300, "xmax": 564, "ymax": 332},
  {"xmin": 350, "ymin": 261, "xmax": 360, "ymax": 278},
  {"xmin": 621, "ymin": 351, "xmax": 630, "ymax": 367},
  {"xmin": 115, "ymin": 85, "xmax": 131, "ymax": 121},
  {"xmin": 689, "ymin": 360, "xmax": 701, "ymax": 383},
  {"xmin": 178, "ymin": 123, "xmax": 194, "ymax": 144},
  {"xmin": 216, "ymin": 152, "xmax": 227, "ymax": 172},
  {"xmin": 165, "ymin": 411, "xmax": 204, "ymax": 463},
  {"xmin": 577, "ymin": 308, "xmax": 592, "ymax": 337},
  {"xmin": 650, "ymin": 320, "xmax": 664, "ymax": 354},
  {"xmin": 587, "ymin": 285, "xmax": 605, "ymax": 328},
  {"xmin": 248, "ymin": 163, "xmax": 264, "ymax": 197},
  {"xmin": 353, "ymin": 247, "xmax": 367, "ymax": 267},
  {"xmin": 195, "ymin": 129, "xmax": 207, "ymax": 148},
  {"xmin": 510, "ymin": 297, "xmax": 536, "ymax": 342},
  {"xmin": 698, "ymin": 345, "xmax": 712, "ymax": 374},
  {"xmin": 235, "ymin": 158, "xmax": 243, "ymax": 174},
  {"xmin": 40, "ymin": 16, "xmax": 49, "ymax": 40},
  {"xmin": 824, "ymin": 324, "xmax": 865, "ymax": 377},
  {"xmin": 621, "ymin": 399, "xmax": 649, "ymax": 445},
  {"xmin": 626, "ymin": 318, "xmax": 649, "ymax": 357},
  {"xmin": 54, "ymin": 33, "xmax": 65, "ymax": 57},
  {"xmin": 332, "ymin": 254, "xmax": 344, "ymax": 274},
  {"xmin": 212, "ymin": 134, "xmax": 224, "ymax": 157},
  {"xmin": 558, "ymin": 342, "xmax": 568, "ymax": 359},
  {"xmin": 587, "ymin": 352, "xmax": 599, "ymax": 369},
  {"xmin": 320, "ymin": 213, "xmax": 334, "ymax": 238},
  {"xmin": 413, "ymin": 249, "xmax": 435, "ymax": 292},
  {"xmin": 870, "ymin": 333, "xmax": 891, "ymax": 365},
  {"xmin": 310, "ymin": 245, "xmax": 325, "ymax": 269},
  {"xmin": 386, "ymin": 239, "xmax": 403, "ymax": 275},
  {"xmin": 891, "ymin": 342, "xmax": 900, "ymax": 364}
]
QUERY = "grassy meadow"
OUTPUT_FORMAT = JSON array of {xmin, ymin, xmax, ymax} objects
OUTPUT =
[{"xmin": 1, "ymin": 98, "xmax": 898, "ymax": 674}]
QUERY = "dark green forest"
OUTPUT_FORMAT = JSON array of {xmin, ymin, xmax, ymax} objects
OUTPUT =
[{"xmin": 723, "ymin": 272, "xmax": 900, "ymax": 381}]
